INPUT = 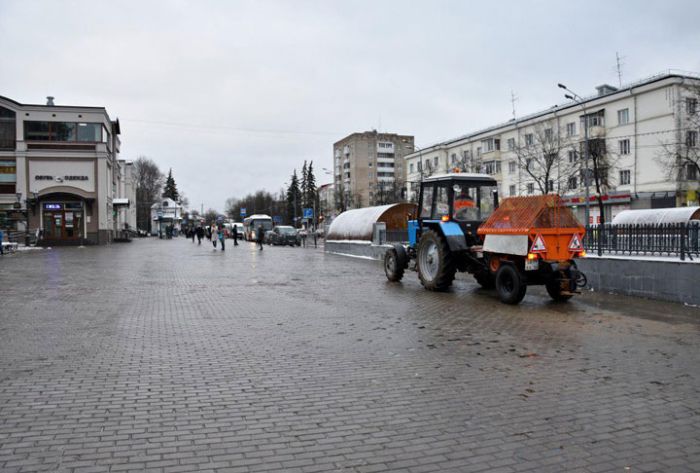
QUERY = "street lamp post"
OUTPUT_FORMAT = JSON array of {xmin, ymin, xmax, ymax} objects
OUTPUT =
[{"xmin": 558, "ymin": 83, "xmax": 591, "ymax": 227}]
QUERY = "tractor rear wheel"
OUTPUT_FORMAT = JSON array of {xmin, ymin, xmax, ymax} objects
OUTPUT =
[
  {"xmin": 546, "ymin": 271, "xmax": 575, "ymax": 302},
  {"xmin": 495, "ymin": 264, "xmax": 527, "ymax": 304},
  {"xmin": 417, "ymin": 230, "xmax": 455, "ymax": 291},
  {"xmin": 384, "ymin": 245, "xmax": 407, "ymax": 282}
]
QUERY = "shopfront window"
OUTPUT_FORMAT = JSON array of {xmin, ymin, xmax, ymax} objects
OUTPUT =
[
  {"xmin": 0, "ymin": 159, "xmax": 16, "ymax": 194},
  {"xmin": 42, "ymin": 202, "xmax": 84, "ymax": 240}
]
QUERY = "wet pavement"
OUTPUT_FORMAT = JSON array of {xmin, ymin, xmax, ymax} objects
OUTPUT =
[{"xmin": 1, "ymin": 237, "xmax": 699, "ymax": 473}]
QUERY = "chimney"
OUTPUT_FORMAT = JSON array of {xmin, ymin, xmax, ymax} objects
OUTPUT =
[
  {"xmin": 46, "ymin": 96, "xmax": 55, "ymax": 106},
  {"xmin": 595, "ymin": 85, "xmax": 618, "ymax": 97}
]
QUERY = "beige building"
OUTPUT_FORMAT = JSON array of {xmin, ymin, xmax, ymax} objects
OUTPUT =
[
  {"xmin": 405, "ymin": 72, "xmax": 700, "ymax": 225},
  {"xmin": 0, "ymin": 94, "xmax": 132, "ymax": 244},
  {"xmin": 333, "ymin": 131, "xmax": 414, "ymax": 210}
]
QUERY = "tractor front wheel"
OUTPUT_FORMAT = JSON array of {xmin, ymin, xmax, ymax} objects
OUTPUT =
[
  {"xmin": 495, "ymin": 264, "xmax": 527, "ymax": 304},
  {"xmin": 417, "ymin": 230, "xmax": 455, "ymax": 291},
  {"xmin": 384, "ymin": 245, "xmax": 407, "ymax": 282}
]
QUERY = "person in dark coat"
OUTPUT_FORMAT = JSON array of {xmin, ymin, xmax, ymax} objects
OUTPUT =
[
  {"xmin": 195, "ymin": 226, "xmax": 204, "ymax": 245},
  {"xmin": 232, "ymin": 224, "xmax": 238, "ymax": 246},
  {"xmin": 256, "ymin": 225, "xmax": 264, "ymax": 251}
]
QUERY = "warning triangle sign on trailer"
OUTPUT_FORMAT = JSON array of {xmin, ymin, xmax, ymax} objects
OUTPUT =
[
  {"xmin": 530, "ymin": 234, "xmax": 547, "ymax": 253},
  {"xmin": 568, "ymin": 233, "xmax": 583, "ymax": 251}
]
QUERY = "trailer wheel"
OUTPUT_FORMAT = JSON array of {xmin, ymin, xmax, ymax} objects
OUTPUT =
[
  {"xmin": 495, "ymin": 264, "xmax": 527, "ymax": 304},
  {"xmin": 384, "ymin": 245, "xmax": 407, "ymax": 282},
  {"xmin": 417, "ymin": 230, "xmax": 455, "ymax": 291},
  {"xmin": 546, "ymin": 271, "xmax": 575, "ymax": 302}
]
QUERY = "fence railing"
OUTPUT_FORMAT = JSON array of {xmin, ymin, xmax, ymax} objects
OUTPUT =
[{"xmin": 584, "ymin": 222, "xmax": 700, "ymax": 261}]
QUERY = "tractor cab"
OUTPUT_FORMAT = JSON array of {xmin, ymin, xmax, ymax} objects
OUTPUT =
[{"xmin": 414, "ymin": 173, "xmax": 499, "ymax": 248}]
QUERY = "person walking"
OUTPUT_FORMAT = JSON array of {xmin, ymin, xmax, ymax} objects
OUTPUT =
[
  {"xmin": 256, "ymin": 224, "xmax": 264, "ymax": 251},
  {"xmin": 211, "ymin": 224, "xmax": 218, "ymax": 249},
  {"xmin": 190, "ymin": 227, "xmax": 195, "ymax": 243},
  {"xmin": 232, "ymin": 224, "xmax": 238, "ymax": 246},
  {"xmin": 196, "ymin": 225, "xmax": 204, "ymax": 245},
  {"xmin": 300, "ymin": 227, "xmax": 307, "ymax": 248},
  {"xmin": 217, "ymin": 223, "xmax": 225, "ymax": 251},
  {"xmin": 313, "ymin": 227, "xmax": 318, "ymax": 248}
]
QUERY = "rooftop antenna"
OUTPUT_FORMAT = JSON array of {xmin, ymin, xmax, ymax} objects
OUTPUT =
[
  {"xmin": 615, "ymin": 52, "xmax": 625, "ymax": 87},
  {"xmin": 510, "ymin": 90, "xmax": 518, "ymax": 120}
]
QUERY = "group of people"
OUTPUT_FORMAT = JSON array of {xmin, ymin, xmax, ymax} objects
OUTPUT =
[{"xmin": 184, "ymin": 223, "xmax": 266, "ymax": 251}]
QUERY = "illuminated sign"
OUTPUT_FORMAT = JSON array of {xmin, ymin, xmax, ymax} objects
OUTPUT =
[{"xmin": 43, "ymin": 203, "xmax": 62, "ymax": 210}]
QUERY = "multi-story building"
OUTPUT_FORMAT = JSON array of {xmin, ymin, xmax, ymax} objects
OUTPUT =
[
  {"xmin": 0, "ymin": 94, "xmax": 131, "ymax": 244},
  {"xmin": 317, "ymin": 182, "xmax": 335, "ymax": 219},
  {"xmin": 333, "ymin": 131, "xmax": 414, "ymax": 210},
  {"xmin": 405, "ymin": 72, "xmax": 700, "ymax": 224}
]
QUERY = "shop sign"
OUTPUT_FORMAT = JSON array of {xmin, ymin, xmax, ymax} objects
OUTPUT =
[
  {"xmin": 44, "ymin": 203, "xmax": 63, "ymax": 210},
  {"xmin": 35, "ymin": 175, "xmax": 89, "ymax": 181}
]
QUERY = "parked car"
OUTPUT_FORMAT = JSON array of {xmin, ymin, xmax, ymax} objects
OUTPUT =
[{"xmin": 267, "ymin": 226, "xmax": 301, "ymax": 246}]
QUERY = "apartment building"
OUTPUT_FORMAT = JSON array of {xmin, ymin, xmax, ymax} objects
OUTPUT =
[
  {"xmin": 0, "ymin": 94, "xmax": 132, "ymax": 244},
  {"xmin": 333, "ymin": 131, "xmax": 414, "ymax": 209},
  {"xmin": 405, "ymin": 72, "xmax": 700, "ymax": 224}
]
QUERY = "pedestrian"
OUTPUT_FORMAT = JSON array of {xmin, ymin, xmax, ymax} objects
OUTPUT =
[
  {"xmin": 232, "ymin": 224, "xmax": 238, "ymax": 246},
  {"xmin": 217, "ymin": 223, "xmax": 225, "ymax": 251},
  {"xmin": 206, "ymin": 225, "xmax": 212, "ymax": 241},
  {"xmin": 0, "ymin": 228, "xmax": 4, "ymax": 255},
  {"xmin": 211, "ymin": 224, "xmax": 218, "ymax": 248},
  {"xmin": 313, "ymin": 228, "xmax": 318, "ymax": 248},
  {"xmin": 256, "ymin": 224, "xmax": 264, "ymax": 251},
  {"xmin": 300, "ymin": 227, "xmax": 307, "ymax": 248},
  {"xmin": 190, "ymin": 228, "xmax": 195, "ymax": 243},
  {"xmin": 196, "ymin": 225, "xmax": 204, "ymax": 245}
]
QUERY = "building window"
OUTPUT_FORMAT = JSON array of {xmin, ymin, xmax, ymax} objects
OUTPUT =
[
  {"xmin": 508, "ymin": 161, "xmax": 516, "ymax": 174},
  {"xmin": 687, "ymin": 164, "xmax": 698, "ymax": 181},
  {"xmin": 568, "ymin": 176, "xmax": 577, "ymax": 190},
  {"xmin": 583, "ymin": 110, "xmax": 605, "ymax": 128},
  {"xmin": 484, "ymin": 161, "xmax": 495, "ymax": 175},
  {"xmin": 24, "ymin": 121, "xmax": 103, "ymax": 142},
  {"xmin": 568, "ymin": 150, "xmax": 578, "ymax": 163},
  {"xmin": 525, "ymin": 158, "xmax": 532, "ymax": 171},
  {"xmin": 481, "ymin": 138, "xmax": 500, "ymax": 152},
  {"xmin": 450, "ymin": 153, "xmax": 457, "ymax": 164},
  {"xmin": 687, "ymin": 130, "xmax": 698, "ymax": 148},
  {"xmin": 526, "ymin": 183, "xmax": 534, "ymax": 194},
  {"xmin": 509, "ymin": 184, "xmax": 516, "ymax": 196},
  {"xmin": 0, "ymin": 159, "xmax": 17, "ymax": 194},
  {"xmin": 476, "ymin": 147, "xmax": 482, "ymax": 157},
  {"xmin": 547, "ymin": 180, "xmax": 555, "ymax": 192},
  {"xmin": 619, "ymin": 139, "xmax": 630, "ymax": 155},
  {"xmin": 0, "ymin": 106, "xmax": 16, "ymax": 150},
  {"xmin": 433, "ymin": 156, "xmax": 439, "ymax": 168},
  {"xmin": 368, "ymin": 172, "xmax": 373, "ymax": 179},
  {"xmin": 617, "ymin": 108, "xmax": 629, "ymax": 125},
  {"xmin": 619, "ymin": 169, "xmax": 631, "ymax": 185},
  {"xmin": 525, "ymin": 134, "xmax": 534, "ymax": 146},
  {"xmin": 368, "ymin": 162, "xmax": 373, "ymax": 167},
  {"xmin": 566, "ymin": 122, "xmax": 576, "ymax": 137},
  {"xmin": 544, "ymin": 128, "xmax": 553, "ymax": 141},
  {"xmin": 687, "ymin": 97, "xmax": 698, "ymax": 115},
  {"xmin": 409, "ymin": 163, "xmax": 414, "ymax": 173},
  {"xmin": 507, "ymin": 138, "xmax": 515, "ymax": 150}
]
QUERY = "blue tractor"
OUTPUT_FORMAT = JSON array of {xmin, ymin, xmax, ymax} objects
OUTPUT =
[{"xmin": 383, "ymin": 172, "xmax": 587, "ymax": 304}]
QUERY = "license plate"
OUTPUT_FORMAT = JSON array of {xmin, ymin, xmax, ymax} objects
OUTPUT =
[{"xmin": 525, "ymin": 259, "xmax": 539, "ymax": 271}]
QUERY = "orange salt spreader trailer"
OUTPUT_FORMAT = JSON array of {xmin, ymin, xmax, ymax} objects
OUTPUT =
[{"xmin": 476, "ymin": 194, "xmax": 588, "ymax": 304}]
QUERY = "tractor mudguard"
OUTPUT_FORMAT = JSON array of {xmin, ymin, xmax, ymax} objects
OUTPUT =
[{"xmin": 440, "ymin": 221, "xmax": 468, "ymax": 252}]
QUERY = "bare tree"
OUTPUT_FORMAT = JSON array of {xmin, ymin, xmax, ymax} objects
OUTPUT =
[
  {"xmin": 514, "ymin": 121, "xmax": 578, "ymax": 194},
  {"xmin": 455, "ymin": 149, "xmax": 481, "ymax": 173},
  {"xmin": 658, "ymin": 84, "xmax": 700, "ymax": 198},
  {"xmin": 133, "ymin": 156, "xmax": 164, "ymax": 232}
]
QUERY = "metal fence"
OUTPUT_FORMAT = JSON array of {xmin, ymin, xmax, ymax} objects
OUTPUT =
[{"xmin": 584, "ymin": 222, "xmax": 700, "ymax": 261}]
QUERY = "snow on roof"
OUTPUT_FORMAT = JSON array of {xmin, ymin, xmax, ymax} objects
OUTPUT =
[
  {"xmin": 327, "ymin": 203, "xmax": 416, "ymax": 241},
  {"xmin": 612, "ymin": 207, "xmax": 700, "ymax": 225},
  {"xmin": 423, "ymin": 173, "xmax": 496, "ymax": 182}
]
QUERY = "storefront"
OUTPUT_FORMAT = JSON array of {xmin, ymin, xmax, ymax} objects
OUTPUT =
[{"xmin": 40, "ymin": 201, "xmax": 86, "ymax": 241}]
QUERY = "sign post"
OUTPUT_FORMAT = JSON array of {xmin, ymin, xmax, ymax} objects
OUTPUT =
[{"xmin": 240, "ymin": 208, "xmax": 247, "ymax": 218}]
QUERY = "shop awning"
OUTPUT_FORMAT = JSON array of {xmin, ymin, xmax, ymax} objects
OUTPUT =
[{"xmin": 113, "ymin": 198, "xmax": 130, "ymax": 207}]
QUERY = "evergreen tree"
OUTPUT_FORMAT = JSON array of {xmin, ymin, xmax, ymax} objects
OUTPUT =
[
  {"xmin": 306, "ymin": 161, "xmax": 317, "ymax": 224},
  {"xmin": 163, "ymin": 169, "xmax": 179, "ymax": 201},
  {"xmin": 286, "ymin": 170, "xmax": 301, "ymax": 226},
  {"xmin": 300, "ymin": 160, "xmax": 308, "ymax": 208}
]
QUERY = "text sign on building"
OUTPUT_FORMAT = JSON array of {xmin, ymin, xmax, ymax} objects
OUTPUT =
[{"xmin": 44, "ymin": 203, "xmax": 63, "ymax": 210}]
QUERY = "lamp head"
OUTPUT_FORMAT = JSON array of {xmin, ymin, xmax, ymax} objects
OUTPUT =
[
  {"xmin": 564, "ymin": 94, "xmax": 574, "ymax": 100},
  {"xmin": 557, "ymin": 83, "xmax": 567, "ymax": 89}
]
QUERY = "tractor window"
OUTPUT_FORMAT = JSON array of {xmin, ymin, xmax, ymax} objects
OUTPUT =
[
  {"xmin": 452, "ymin": 184, "xmax": 478, "ymax": 221},
  {"xmin": 420, "ymin": 184, "xmax": 434, "ymax": 218},
  {"xmin": 479, "ymin": 186, "xmax": 498, "ymax": 218},
  {"xmin": 433, "ymin": 185, "xmax": 449, "ymax": 219}
]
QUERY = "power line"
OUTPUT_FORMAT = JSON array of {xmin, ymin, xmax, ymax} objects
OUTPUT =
[{"xmin": 121, "ymin": 117, "xmax": 341, "ymax": 137}]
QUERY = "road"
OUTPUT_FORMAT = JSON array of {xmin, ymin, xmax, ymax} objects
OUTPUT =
[{"xmin": 1, "ymin": 238, "xmax": 699, "ymax": 473}]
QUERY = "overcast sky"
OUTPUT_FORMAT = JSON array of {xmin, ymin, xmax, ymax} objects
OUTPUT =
[{"xmin": 2, "ymin": 0, "xmax": 699, "ymax": 212}]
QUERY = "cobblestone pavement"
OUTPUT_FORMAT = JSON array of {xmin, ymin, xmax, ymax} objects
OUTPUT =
[{"xmin": 1, "ymin": 238, "xmax": 699, "ymax": 473}]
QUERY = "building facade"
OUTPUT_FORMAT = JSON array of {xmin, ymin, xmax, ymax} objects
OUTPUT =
[
  {"xmin": 0, "ymin": 94, "xmax": 130, "ymax": 244},
  {"xmin": 333, "ymin": 131, "xmax": 414, "ymax": 210},
  {"xmin": 405, "ymin": 72, "xmax": 700, "ymax": 224},
  {"xmin": 150, "ymin": 198, "xmax": 182, "ymax": 237}
]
